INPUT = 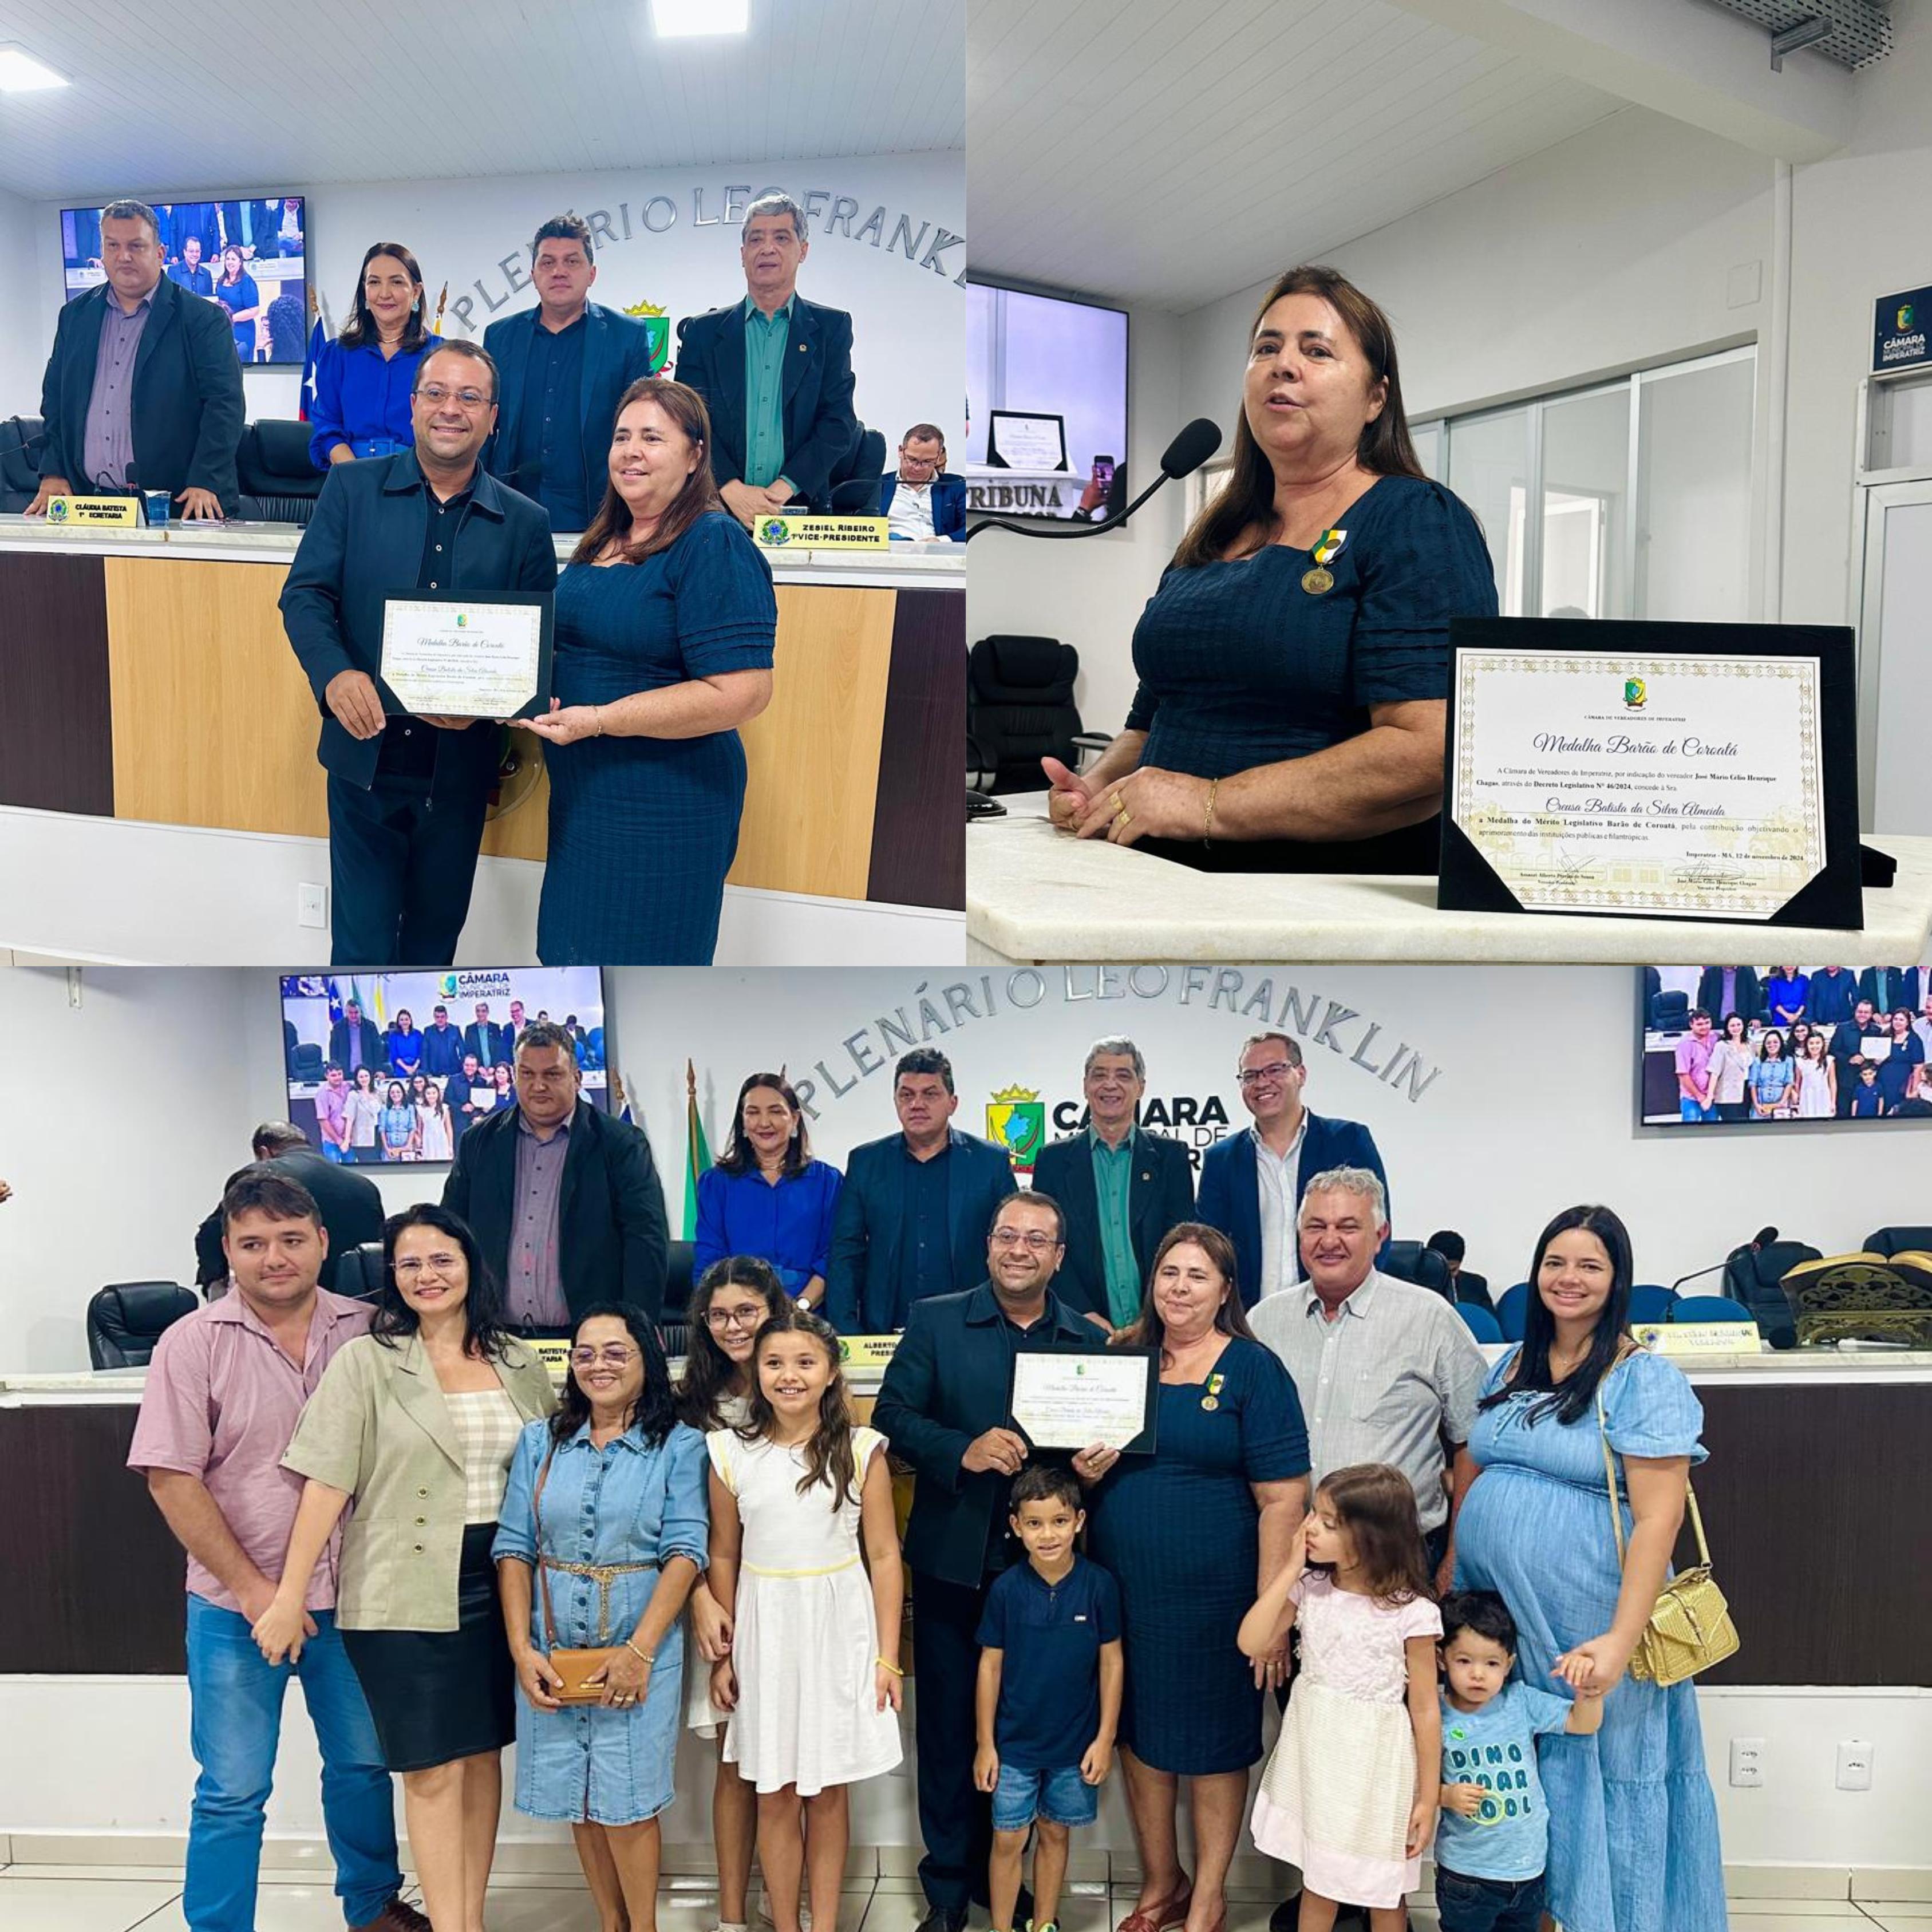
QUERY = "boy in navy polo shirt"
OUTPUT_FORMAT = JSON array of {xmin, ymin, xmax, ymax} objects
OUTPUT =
[
  {"xmin": 1434, "ymin": 1591, "xmax": 1603, "ymax": 1932},
  {"xmin": 974, "ymin": 1464, "xmax": 1123, "ymax": 1932}
]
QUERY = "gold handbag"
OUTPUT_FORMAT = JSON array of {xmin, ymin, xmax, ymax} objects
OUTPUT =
[
  {"xmin": 532, "ymin": 1448, "xmax": 656, "ymax": 1706},
  {"xmin": 1597, "ymin": 1386, "xmax": 1739, "ymax": 1687}
]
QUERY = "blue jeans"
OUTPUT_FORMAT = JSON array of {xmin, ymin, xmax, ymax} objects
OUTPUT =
[
  {"xmin": 1679, "ymin": 1098, "xmax": 1717, "ymax": 1123},
  {"xmin": 185, "ymin": 1594, "xmax": 400, "ymax": 1932},
  {"xmin": 991, "ymin": 1761, "xmax": 1097, "ymax": 1831},
  {"xmin": 1433, "ymin": 1866, "xmax": 1547, "ymax": 1932}
]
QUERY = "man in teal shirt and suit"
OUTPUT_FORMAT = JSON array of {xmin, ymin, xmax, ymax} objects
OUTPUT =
[{"xmin": 674, "ymin": 193, "xmax": 859, "ymax": 527}]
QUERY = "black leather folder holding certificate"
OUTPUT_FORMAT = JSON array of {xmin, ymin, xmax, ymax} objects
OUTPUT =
[
  {"xmin": 1008, "ymin": 1347, "xmax": 1157, "ymax": 1456},
  {"xmin": 378, "ymin": 590, "xmax": 555, "ymax": 722},
  {"xmin": 1439, "ymin": 618, "xmax": 1862, "ymax": 930}
]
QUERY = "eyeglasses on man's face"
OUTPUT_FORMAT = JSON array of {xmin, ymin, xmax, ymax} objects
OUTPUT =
[
  {"xmin": 990, "ymin": 1228, "xmax": 1058, "ymax": 1251},
  {"xmin": 1236, "ymin": 1061, "xmax": 1297, "ymax": 1087},
  {"xmin": 415, "ymin": 383, "xmax": 490, "ymax": 410}
]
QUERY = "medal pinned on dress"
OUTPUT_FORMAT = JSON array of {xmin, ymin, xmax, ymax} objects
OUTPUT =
[
  {"xmin": 1202, "ymin": 1370, "xmax": 1226, "ymax": 1412},
  {"xmin": 1301, "ymin": 526, "xmax": 1348, "ymax": 595}
]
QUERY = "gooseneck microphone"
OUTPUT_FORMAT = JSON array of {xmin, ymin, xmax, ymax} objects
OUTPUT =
[{"xmin": 964, "ymin": 417, "xmax": 1223, "ymax": 543}]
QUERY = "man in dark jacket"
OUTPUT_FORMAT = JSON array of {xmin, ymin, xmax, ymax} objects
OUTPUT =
[
  {"xmin": 874, "ymin": 1191, "xmax": 1115, "ymax": 1932},
  {"xmin": 441, "ymin": 1021, "xmax": 667, "ymax": 1326},
  {"xmin": 326, "ymin": 999, "xmax": 385, "ymax": 1080},
  {"xmin": 674, "ymin": 193, "xmax": 858, "ymax": 524},
  {"xmin": 192, "ymin": 1124, "xmax": 384, "ymax": 1293},
  {"xmin": 824, "ymin": 1049, "xmax": 1016, "ymax": 1333},
  {"xmin": 31, "ymin": 197, "xmax": 243, "ymax": 519},
  {"xmin": 1196, "ymin": 1029, "xmax": 1391, "ymax": 1306},
  {"xmin": 279, "ymin": 338, "xmax": 556, "ymax": 967},
  {"xmin": 1032, "ymin": 1034, "xmax": 1194, "ymax": 1330}
]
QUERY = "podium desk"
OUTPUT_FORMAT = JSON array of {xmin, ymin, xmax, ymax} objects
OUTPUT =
[
  {"xmin": 0, "ymin": 519, "xmax": 963, "ymax": 919},
  {"xmin": 967, "ymin": 795, "xmax": 1932, "ymax": 966}
]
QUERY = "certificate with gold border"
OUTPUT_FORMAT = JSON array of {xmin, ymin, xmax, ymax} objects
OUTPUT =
[{"xmin": 1440, "ymin": 622, "xmax": 1861, "ymax": 927}]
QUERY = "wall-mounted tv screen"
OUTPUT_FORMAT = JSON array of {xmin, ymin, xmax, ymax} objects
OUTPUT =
[
  {"xmin": 965, "ymin": 279, "xmax": 1128, "ymax": 520},
  {"xmin": 62, "ymin": 195, "xmax": 309, "ymax": 366},
  {"xmin": 280, "ymin": 969, "xmax": 610, "ymax": 1167},
  {"xmin": 1638, "ymin": 965, "xmax": 1929, "ymax": 1127}
]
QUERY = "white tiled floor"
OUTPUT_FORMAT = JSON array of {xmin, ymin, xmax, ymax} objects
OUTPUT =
[{"xmin": 0, "ymin": 1871, "xmax": 1920, "ymax": 1932}]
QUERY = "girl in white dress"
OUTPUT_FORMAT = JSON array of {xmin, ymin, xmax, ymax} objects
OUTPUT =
[
  {"xmin": 417, "ymin": 1081, "xmax": 455, "ymax": 1161},
  {"xmin": 1794, "ymin": 1030, "xmax": 1836, "ymax": 1119},
  {"xmin": 677, "ymin": 1258, "xmax": 793, "ymax": 1932},
  {"xmin": 1241, "ymin": 1464, "xmax": 1442, "ymax": 1931},
  {"xmin": 708, "ymin": 1307, "xmax": 903, "ymax": 1932}
]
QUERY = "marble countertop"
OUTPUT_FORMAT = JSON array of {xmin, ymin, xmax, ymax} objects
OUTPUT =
[{"xmin": 966, "ymin": 796, "xmax": 1932, "ymax": 965}]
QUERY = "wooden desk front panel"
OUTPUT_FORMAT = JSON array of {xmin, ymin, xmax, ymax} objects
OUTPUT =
[
  {"xmin": 81, "ymin": 556, "xmax": 928, "ymax": 904},
  {"xmin": 4, "ymin": 1379, "xmax": 1927, "ymax": 1681}
]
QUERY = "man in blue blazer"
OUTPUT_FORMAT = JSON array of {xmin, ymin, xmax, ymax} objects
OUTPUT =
[
  {"xmin": 484, "ymin": 214, "xmax": 661, "ymax": 534},
  {"xmin": 280, "ymin": 339, "xmax": 556, "ymax": 968},
  {"xmin": 1196, "ymin": 1030, "xmax": 1390, "ymax": 1307},
  {"xmin": 31, "ymin": 199, "xmax": 243, "ymax": 519},
  {"xmin": 874, "ymin": 1190, "xmax": 1116, "ymax": 1932},
  {"xmin": 824, "ymin": 1049, "xmax": 1017, "ymax": 1334},
  {"xmin": 1033, "ymin": 1035, "xmax": 1195, "ymax": 1329},
  {"xmin": 674, "ymin": 193, "xmax": 859, "ymax": 526},
  {"xmin": 880, "ymin": 424, "xmax": 966, "ymax": 540}
]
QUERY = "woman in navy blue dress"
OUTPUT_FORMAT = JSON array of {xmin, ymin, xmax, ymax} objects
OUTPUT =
[
  {"xmin": 1085, "ymin": 1223, "xmax": 1309, "ymax": 1932},
  {"xmin": 308, "ymin": 242, "xmax": 429, "ymax": 470},
  {"xmin": 694, "ymin": 1073, "xmax": 844, "ymax": 1309},
  {"xmin": 215, "ymin": 246, "xmax": 262, "ymax": 360},
  {"xmin": 1044, "ymin": 264, "xmax": 1496, "ymax": 873},
  {"xmin": 516, "ymin": 378, "xmax": 777, "ymax": 963}
]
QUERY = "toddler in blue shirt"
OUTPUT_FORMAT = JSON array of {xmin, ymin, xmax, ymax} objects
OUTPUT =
[{"xmin": 1433, "ymin": 1591, "xmax": 1602, "ymax": 1932}]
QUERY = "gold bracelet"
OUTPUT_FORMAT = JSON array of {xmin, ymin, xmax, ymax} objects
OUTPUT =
[
  {"xmin": 875, "ymin": 1657, "xmax": 904, "ymax": 1677},
  {"xmin": 1203, "ymin": 776, "xmax": 1220, "ymax": 846},
  {"xmin": 624, "ymin": 1639, "xmax": 654, "ymax": 1664}
]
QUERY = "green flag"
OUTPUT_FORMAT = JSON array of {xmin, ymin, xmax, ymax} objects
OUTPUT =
[{"xmin": 683, "ymin": 1060, "xmax": 711, "ymax": 1240}]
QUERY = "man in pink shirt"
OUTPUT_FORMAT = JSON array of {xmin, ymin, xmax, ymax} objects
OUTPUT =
[
  {"xmin": 128, "ymin": 1169, "xmax": 425, "ymax": 1932},
  {"xmin": 1674, "ymin": 1008, "xmax": 1718, "ymax": 1123}
]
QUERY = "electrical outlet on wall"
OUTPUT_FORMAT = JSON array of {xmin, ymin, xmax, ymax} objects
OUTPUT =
[
  {"xmin": 298, "ymin": 883, "xmax": 327, "ymax": 930},
  {"xmin": 1728, "ymin": 1737, "xmax": 1765, "ymax": 1788},
  {"xmin": 1835, "ymin": 1740, "xmax": 1874, "ymax": 1791}
]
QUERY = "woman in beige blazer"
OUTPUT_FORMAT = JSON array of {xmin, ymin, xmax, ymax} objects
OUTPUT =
[{"xmin": 256, "ymin": 1204, "xmax": 556, "ymax": 1932}]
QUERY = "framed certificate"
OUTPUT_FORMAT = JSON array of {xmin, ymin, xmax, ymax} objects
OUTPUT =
[
  {"xmin": 1440, "ymin": 619, "xmax": 1862, "ymax": 929},
  {"xmin": 986, "ymin": 410, "xmax": 1069, "ymax": 472},
  {"xmin": 377, "ymin": 591, "xmax": 554, "ymax": 722},
  {"xmin": 1009, "ymin": 1348, "xmax": 1157, "ymax": 1456}
]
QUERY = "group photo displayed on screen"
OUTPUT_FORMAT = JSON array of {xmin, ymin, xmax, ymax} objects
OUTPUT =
[
  {"xmin": 1641, "ymin": 965, "xmax": 1931, "ymax": 1125},
  {"xmin": 279, "ymin": 969, "xmax": 609, "ymax": 1166},
  {"xmin": 61, "ymin": 195, "xmax": 307, "ymax": 365}
]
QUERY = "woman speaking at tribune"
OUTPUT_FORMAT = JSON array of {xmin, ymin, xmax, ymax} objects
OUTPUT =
[{"xmin": 1045, "ymin": 264, "xmax": 1496, "ymax": 874}]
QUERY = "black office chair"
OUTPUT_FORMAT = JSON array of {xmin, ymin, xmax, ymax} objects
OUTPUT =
[
  {"xmin": 235, "ymin": 419, "xmax": 327, "ymax": 524},
  {"xmin": 827, "ymin": 424, "xmax": 887, "ymax": 515},
  {"xmin": 1864, "ymin": 1225, "xmax": 1932, "ymax": 1259},
  {"xmin": 291, "ymin": 1041, "xmax": 326, "ymax": 1084},
  {"xmin": 666, "ymin": 1239, "xmax": 696, "ymax": 1318},
  {"xmin": 87, "ymin": 1282, "xmax": 199, "ymax": 1369},
  {"xmin": 1380, "ymin": 1241, "xmax": 1453, "ymax": 1299},
  {"xmin": 1649, "ymin": 990, "xmax": 1690, "ymax": 1033},
  {"xmin": 967, "ymin": 634, "xmax": 1111, "ymax": 794},
  {"xmin": 0, "ymin": 414, "xmax": 44, "ymax": 513},
  {"xmin": 1722, "ymin": 1236, "xmax": 1819, "ymax": 1350},
  {"xmin": 331, "ymin": 1243, "xmax": 388, "ymax": 1302}
]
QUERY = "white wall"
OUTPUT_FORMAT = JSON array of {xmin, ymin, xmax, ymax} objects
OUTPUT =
[
  {"xmin": 1781, "ymin": 7, "xmax": 1932, "ymax": 628},
  {"xmin": 11, "ymin": 959, "xmax": 1931, "ymax": 1372},
  {"xmin": 21, "ymin": 150, "xmax": 965, "ymax": 454},
  {"xmin": 964, "ymin": 309, "xmax": 1184, "ymax": 739},
  {"xmin": 0, "ymin": 184, "xmax": 39, "ymax": 418}
]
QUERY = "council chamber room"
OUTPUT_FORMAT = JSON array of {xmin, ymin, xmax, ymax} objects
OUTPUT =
[
  {"xmin": 0, "ymin": 0, "xmax": 965, "ymax": 970},
  {"xmin": 0, "ymin": 960, "xmax": 1926, "ymax": 1932},
  {"xmin": 962, "ymin": 0, "xmax": 1932, "ymax": 970}
]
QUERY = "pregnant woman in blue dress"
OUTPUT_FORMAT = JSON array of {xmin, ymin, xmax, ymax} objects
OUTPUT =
[
  {"xmin": 516, "ymin": 377, "xmax": 777, "ymax": 963},
  {"xmin": 1044, "ymin": 265, "xmax": 1495, "ymax": 873},
  {"xmin": 1453, "ymin": 1204, "xmax": 1726, "ymax": 1932}
]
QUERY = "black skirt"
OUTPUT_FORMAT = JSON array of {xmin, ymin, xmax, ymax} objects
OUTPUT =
[{"xmin": 341, "ymin": 1522, "xmax": 516, "ymax": 1773}]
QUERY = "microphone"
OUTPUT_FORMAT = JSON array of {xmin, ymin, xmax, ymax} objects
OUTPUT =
[
  {"xmin": 1670, "ymin": 1228, "xmax": 1778, "ymax": 1295},
  {"xmin": 965, "ymin": 417, "xmax": 1223, "ymax": 543}
]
